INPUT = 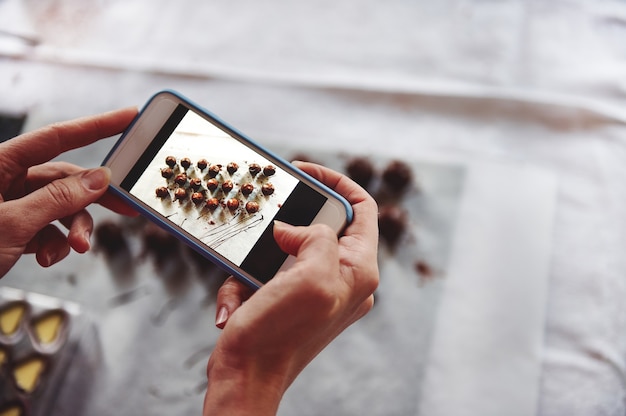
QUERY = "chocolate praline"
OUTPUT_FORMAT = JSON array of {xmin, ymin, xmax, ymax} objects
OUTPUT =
[
  {"xmin": 191, "ymin": 192, "xmax": 205, "ymax": 205},
  {"xmin": 155, "ymin": 187, "xmax": 169, "ymax": 199},
  {"xmin": 227, "ymin": 162, "xmax": 239, "ymax": 175},
  {"xmin": 240, "ymin": 183, "xmax": 254, "ymax": 196},
  {"xmin": 165, "ymin": 156, "xmax": 177, "ymax": 168},
  {"xmin": 263, "ymin": 165, "xmax": 276, "ymax": 176},
  {"xmin": 206, "ymin": 178, "xmax": 219, "ymax": 191},
  {"xmin": 378, "ymin": 205, "xmax": 408, "ymax": 246},
  {"xmin": 382, "ymin": 160, "xmax": 412, "ymax": 193},
  {"xmin": 190, "ymin": 177, "xmax": 203, "ymax": 191},
  {"xmin": 180, "ymin": 158, "xmax": 192, "ymax": 170},
  {"xmin": 346, "ymin": 157, "xmax": 375, "ymax": 189},
  {"xmin": 206, "ymin": 197, "xmax": 219, "ymax": 210},
  {"xmin": 161, "ymin": 167, "xmax": 174, "ymax": 179},
  {"xmin": 261, "ymin": 183, "xmax": 275, "ymax": 196},
  {"xmin": 226, "ymin": 198, "xmax": 240, "ymax": 211},
  {"xmin": 248, "ymin": 163, "xmax": 261, "ymax": 177},
  {"xmin": 174, "ymin": 173, "xmax": 188, "ymax": 186},
  {"xmin": 174, "ymin": 188, "xmax": 187, "ymax": 202},
  {"xmin": 197, "ymin": 159, "xmax": 208, "ymax": 170},
  {"xmin": 245, "ymin": 201, "xmax": 260, "ymax": 213},
  {"xmin": 208, "ymin": 165, "xmax": 221, "ymax": 178},
  {"xmin": 222, "ymin": 180, "xmax": 234, "ymax": 193}
]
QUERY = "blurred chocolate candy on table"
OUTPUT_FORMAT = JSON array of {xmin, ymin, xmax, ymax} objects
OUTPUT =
[
  {"xmin": 94, "ymin": 220, "xmax": 129, "ymax": 257},
  {"xmin": 378, "ymin": 204, "xmax": 408, "ymax": 247},
  {"xmin": 346, "ymin": 157, "xmax": 375, "ymax": 189},
  {"xmin": 382, "ymin": 160, "xmax": 413, "ymax": 193}
]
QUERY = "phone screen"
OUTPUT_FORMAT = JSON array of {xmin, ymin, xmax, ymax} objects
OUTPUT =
[{"xmin": 119, "ymin": 104, "xmax": 327, "ymax": 284}]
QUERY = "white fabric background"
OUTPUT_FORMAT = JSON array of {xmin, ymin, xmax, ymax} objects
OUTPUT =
[{"xmin": 1, "ymin": 0, "xmax": 626, "ymax": 415}]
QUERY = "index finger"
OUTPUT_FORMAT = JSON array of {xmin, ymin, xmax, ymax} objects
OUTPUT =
[
  {"xmin": 0, "ymin": 107, "xmax": 138, "ymax": 170},
  {"xmin": 292, "ymin": 161, "xmax": 379, "ymax": 248}
]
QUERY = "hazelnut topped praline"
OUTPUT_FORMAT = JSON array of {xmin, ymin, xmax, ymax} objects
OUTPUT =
[
  {"xmin": 197, "ymin": 159, "xmax": 208, "ymax": 170},
  {"xmin": 206, "ymin": 197, "xmax": 219, "ymax": 210},
  {"xmin": 155, "ymin": 187, "xmax": 169, "ymax": 199},
  {"xmin": 180, "ymin": 158, "xmax": 192, "ymax": 170},
  {"xmin": 261, "ymin": 183, "xmax": 275, "ymax": 196},
  {"xmin": 240, "ymin": 183, "xmax": 254, "ymax": 196},
  {"xmin": 248, "ymin": 163, "xmax": 261, "ymax": 177},
  {"xmin": 222, "ymin": 180, "xmax": 234, "ymax": 193},
  {"xmin": 208, "ymin": 165, "xmax": 221, "ymax": 178},
  {"xmin": 206, "ymin": 178, "xmax": 219, "ymax": 191},
  {"xmin": 174, "ymin": 173, "xmax": 188, "ymax": 186},
  {"xmin": 161, "ymin": 167, "xmax": 174, "ymax": 179},
  {"xmin": 263, "ymin": 165, "xmax": 276, "ymax": 176},
  {"xmin": 190, "ymin": 177, "xmax": 202, "ymax": 191},
  {"xmin": 227, "ymin": 162, "xmax": 239, "ymax": 175},
  {"xmin": 165, "ymin": 156, "xmax": 177, "ymax": 168},
  {"xmin": 226, "ymin": 198, "xmax": 239, "ymax": 211},
  {"xmin": 191, "ymin": 192, "xmax": 205, "ymax": 205},
  {"xmin": 245, "ymin": 201, "xmax": 260, "ymax": 213},
  {"xmin": 174, "ymin": 188, "xmax": 188, "ymax": 202}
]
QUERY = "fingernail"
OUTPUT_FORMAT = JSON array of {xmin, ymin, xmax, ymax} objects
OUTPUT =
[
  {"xmin": 83, "ymin": 230, "xmax": 91, "ymax": 251},
  {"xmin": 215, "ymin": 306, "xmax": 228, "ymax": 329},
  {"xmin": 44, "ymin": 251, "xmax": 58, "ymax": 267},
  {"xmin": 273, "ymin": 220, "xmax": 291, "ymax": 231},
  {"xmin": 81, "ymin": 167, "xmax": 110, "ymax": 191}
]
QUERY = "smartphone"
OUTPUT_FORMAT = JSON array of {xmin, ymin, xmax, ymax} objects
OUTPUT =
[{"xmin": 103, "ymin": 90, "xmax": 353, "ymax": 290}]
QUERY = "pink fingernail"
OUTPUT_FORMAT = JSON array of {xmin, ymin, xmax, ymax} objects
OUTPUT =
[
  {"xmin": 44, "ymin": 252, "xmax": 58, "ymax": 267},
  {"xmin": 83, "ymin": 231, "xmax": 91, "ymax": 250},
  {"xmin": 215, "ymin": 306, "xmax": 228, "ymax": 329},
  {"xmin": 81, "ymin": 167, "xmax": 110, "ymax": 191}
]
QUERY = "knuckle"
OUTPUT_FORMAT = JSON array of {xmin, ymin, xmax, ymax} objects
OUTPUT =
[{"xmin": 45, "ymin": 179, "xmax": 77, "ymax": 208}]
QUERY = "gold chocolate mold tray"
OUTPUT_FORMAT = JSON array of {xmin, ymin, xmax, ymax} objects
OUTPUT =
[{"xmin": 0, "ymin": 287, "xmax": 92, "ymax": 416}]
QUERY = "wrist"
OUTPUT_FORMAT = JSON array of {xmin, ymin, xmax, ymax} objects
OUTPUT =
[{"xmin": 203, "ymin": 352, "xmax": 288, "ymax": 416}]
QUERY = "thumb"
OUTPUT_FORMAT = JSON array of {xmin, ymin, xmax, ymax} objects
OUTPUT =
[
  {"xmin": 8, "ymin": 167, "xmax": 111, "ymax": 238},
  {"xmin": 273, "ymin": 220, "xmax": 338, "ymax": 259}
]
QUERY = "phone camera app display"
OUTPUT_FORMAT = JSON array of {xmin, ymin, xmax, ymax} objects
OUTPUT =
[{"xmin": 122, "ymin": 105, "xmax": 326, "ymax": 283}]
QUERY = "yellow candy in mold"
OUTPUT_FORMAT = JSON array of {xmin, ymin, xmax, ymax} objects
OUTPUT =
[
  {"xmin": 33, "ymin": 311, "xmax": 64, "ymax": 345},
  {"xmin": 0, "ymin": 303, "xmax": 25, "ymax": 336},
  {"xmin": 0, "ymin": 348, "xmax": 6, "ymax": 365},
  {"xmin": 13, "ymin": 356, "xmax": 46, "ymax": 393},
  {"xmin": 0, "ymin": 405, "xmax": 23, "ymax": 416}
]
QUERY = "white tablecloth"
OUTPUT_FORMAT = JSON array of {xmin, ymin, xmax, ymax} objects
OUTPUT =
[{"xmin": 1, "ymin": 0, "xmax": 626, "ymax": 415}]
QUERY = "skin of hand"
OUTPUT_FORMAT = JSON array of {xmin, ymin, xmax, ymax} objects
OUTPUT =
[
  {"xmin": 0, "ymin": 107, "xmax": 138, "ymax": 278},
  {"xmin": 203, "ymin": 161, "xmax": 379, "ymax": 415}
]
